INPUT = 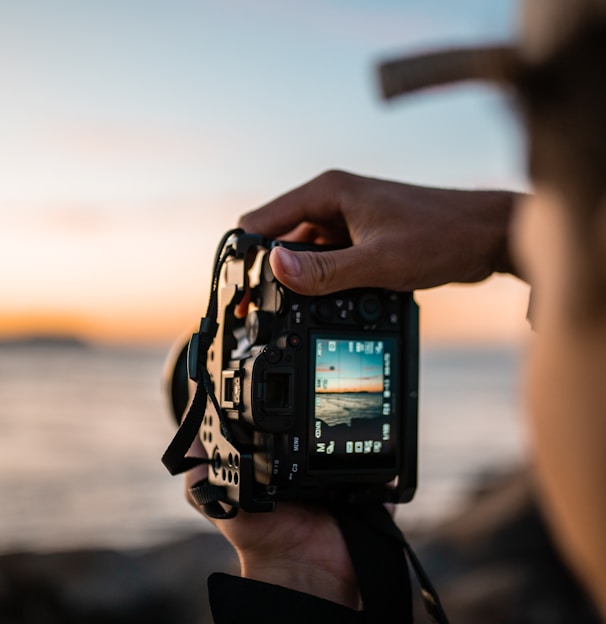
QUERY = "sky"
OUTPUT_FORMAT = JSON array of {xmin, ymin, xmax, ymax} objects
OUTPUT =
[
  {"xmin": 315, "ymin": 338, "xmax": 384, "ymax": 394},
  {"xmin": 0, "ymin": 0, "xmax": 532, "ymax": 347}
]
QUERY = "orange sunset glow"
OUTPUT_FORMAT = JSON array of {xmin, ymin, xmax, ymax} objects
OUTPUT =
[
  {"xmin": 0, "ymin": 273, "xmax": 531, "ymax": 348},
  {"xmin": 1, "ymin": 2, "xmax": 526, "ymax": 350},
  {"xmin": 0, "ymin": 269, "xmax": 532, "ymax": 347}
]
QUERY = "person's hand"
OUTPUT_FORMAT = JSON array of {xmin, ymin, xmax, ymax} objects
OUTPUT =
[
  {"xmin": 238, "ymin": 170, "xmax": 522, "ymax": 295},
  {"xmin": 184, "ymin": 438, "xmax": 360, "ymax": 609}
]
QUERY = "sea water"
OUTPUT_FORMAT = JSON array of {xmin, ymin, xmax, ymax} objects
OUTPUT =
[{"xmin": 0, "ymin": 341, "xmax": 528, "ymax": 554}]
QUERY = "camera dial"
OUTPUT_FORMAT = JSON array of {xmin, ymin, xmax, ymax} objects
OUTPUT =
[
  {"xmin": 245, "ymin": 309, "xmax": 274, "ymax": 346},
  {"xmin": 357, "ymin": 293, "xmax": 383, "ymax": 323},
  {"xmin": 310, "ymin": 300, "xmax": 334, "ymax": 323}
]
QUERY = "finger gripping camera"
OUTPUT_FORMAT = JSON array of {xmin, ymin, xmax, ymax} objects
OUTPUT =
[{"xmin": 163, "ymin": 230, "xmax": 419, "ymax": 514}]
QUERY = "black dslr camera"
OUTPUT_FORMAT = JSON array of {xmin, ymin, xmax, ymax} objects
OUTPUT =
[{"xmin": 163, "ymin": 229, "xmax": 419, "ymax": 515}]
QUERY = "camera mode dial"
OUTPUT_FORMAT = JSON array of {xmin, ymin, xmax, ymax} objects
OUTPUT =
[{"xmin": 246, "ymin": 310, "xmax": 274, "ymax": 346}]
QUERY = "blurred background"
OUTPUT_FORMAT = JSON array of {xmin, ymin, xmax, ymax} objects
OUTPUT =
[{"xmin": 1, "ymin": 0, "xmax": 533, "ymax": 555}]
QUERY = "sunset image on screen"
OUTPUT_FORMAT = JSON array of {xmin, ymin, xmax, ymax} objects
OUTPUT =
[{"xmin": 314, "ymin": 337, "xmax": 393, "ymax": 428}]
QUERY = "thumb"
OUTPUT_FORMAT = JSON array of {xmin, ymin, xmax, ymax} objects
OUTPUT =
[{"xmin": 269, "ymin": 246, "xmax": 359, "ymax": 295}]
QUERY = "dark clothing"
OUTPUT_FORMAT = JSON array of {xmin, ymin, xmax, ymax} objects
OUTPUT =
[{"xmin": 208, "ymin": 573, "xmax": 364, "ymax": 624}]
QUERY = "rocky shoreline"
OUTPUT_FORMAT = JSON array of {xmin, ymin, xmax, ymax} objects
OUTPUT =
[
  {"xmin": 0, "ymin": 531, "xmax": 238, "ymax": 624},
  {"xmin": 0, "ymin": 468, "xmax": 601, "ymax": 623}
]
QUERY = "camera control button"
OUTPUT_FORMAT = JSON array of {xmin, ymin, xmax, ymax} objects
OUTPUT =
[
  {"xmin": 287, "ymin": 333, "xmax": 301, "ymax": 348},
  {"xmin": 357, "ymin": 293, "xmax": 383, "ymax": 323},
  {"xmin": 264, "ymin": 345, "xmax": 282, "ymax": 364},
  {"xmin": 291, "ymin": 435, "xmax": 301, "ymax": 453},
  {"xmin": 311, "ymin": 300, "xmax": 333, "ymax": 322}
]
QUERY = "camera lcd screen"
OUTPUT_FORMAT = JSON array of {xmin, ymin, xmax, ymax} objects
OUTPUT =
[{"xmin": 309, "ymin": 335, "xmax": 398, "ymax": 471}]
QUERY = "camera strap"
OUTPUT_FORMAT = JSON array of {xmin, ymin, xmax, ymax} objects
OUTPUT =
[
  {"xmin": 332, "ymin": 503, "xmax": 449, "ymax": 624},
  {"xmin": 162, "ymin": 228, "xmax": 244, "ymax": 477}
]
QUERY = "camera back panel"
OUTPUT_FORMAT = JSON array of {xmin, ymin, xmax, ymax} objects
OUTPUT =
[{"xmin": 200, "ymin": 235, "xmax": 419, "ymax": 512}]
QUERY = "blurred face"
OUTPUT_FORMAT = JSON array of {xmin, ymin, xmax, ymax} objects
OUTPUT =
[{"xmin": 511, "ymin": 187, "xmax": 606, "ymax": 617}]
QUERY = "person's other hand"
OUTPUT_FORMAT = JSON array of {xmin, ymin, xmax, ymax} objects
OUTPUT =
[{"xmin": 184, "ymin": 438, "xmax": 360, "ymax": 609}]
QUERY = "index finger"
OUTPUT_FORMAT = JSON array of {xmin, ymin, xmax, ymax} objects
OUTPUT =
[{"xmin": 238, "ymin": 170, "xmax": 354, "ymax": 239}]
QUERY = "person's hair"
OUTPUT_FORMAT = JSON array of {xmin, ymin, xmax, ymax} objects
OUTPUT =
[{"xmin": 516, "ymin": 18, "xmax": 606, "ymax": 320}]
